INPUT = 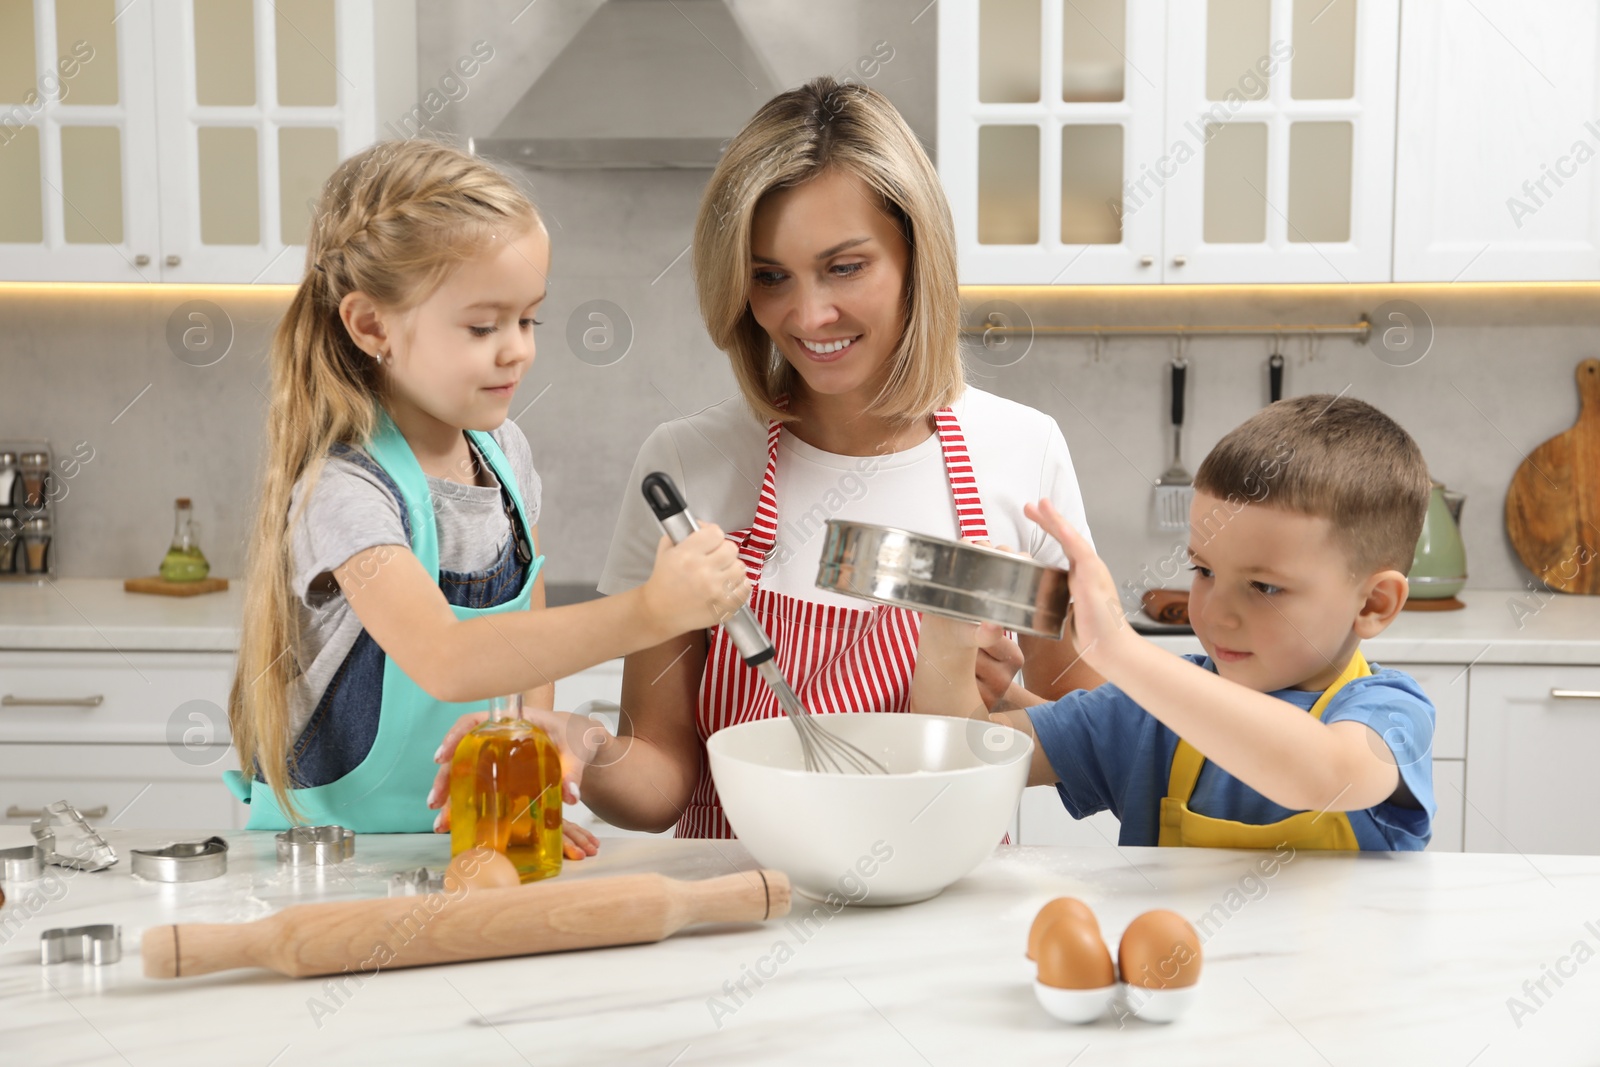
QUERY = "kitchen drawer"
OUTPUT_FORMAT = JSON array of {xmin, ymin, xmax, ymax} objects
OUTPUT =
[
  {"xmin": 1428, "ymin": 759, "xmax": 1463, "ymax": 853},
  {"xmin": 0, "ymin": 742, "xmax": 245, "ymax": 830},
  {"xmin": 1387, "ymin": 662, "xmax": 1467, "ymax": 760},
  {"xmin": 1466, "ymin": 665, "xmax": 1600, "ymax": 855},
  {"xmin": 0, "ymin": 651, "xmax": 233, "ymax": 744}
]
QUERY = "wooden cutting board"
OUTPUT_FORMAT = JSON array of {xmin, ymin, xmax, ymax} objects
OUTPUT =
[
  {"xmin": 123, "ymin": 576, "xmax": 229, "ymax": 597},
  {"xmin": 1505, "ymin": 358, "xmax": 1600, "ymax": 594}
]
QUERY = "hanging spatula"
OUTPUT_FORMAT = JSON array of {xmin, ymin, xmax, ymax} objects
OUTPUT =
[{"xmin": 1154, "ymin": 357, "xmax": 1193, "ymax": 531}]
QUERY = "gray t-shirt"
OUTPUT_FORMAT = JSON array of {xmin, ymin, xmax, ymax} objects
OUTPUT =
[{"xmin": 285, "ymin": 421, "xmax": 542, "ymax": 744}]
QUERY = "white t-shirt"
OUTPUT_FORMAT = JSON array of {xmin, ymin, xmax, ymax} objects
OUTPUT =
[{"xmin": 598, "ymin": 387, "xmax": 1093, "ymax": 610}]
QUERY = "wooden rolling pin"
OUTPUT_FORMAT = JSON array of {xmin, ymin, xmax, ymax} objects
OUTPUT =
[{"xmin": 143, "ymin": 869, "xmax": 790, "ymax": 980}]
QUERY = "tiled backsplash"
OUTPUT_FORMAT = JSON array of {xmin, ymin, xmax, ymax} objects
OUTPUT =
[{"xmin": 3, "ymin": 280, "xmax": 1595, "ymax": 605}]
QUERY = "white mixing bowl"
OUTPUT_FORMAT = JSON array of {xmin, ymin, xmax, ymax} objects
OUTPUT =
[{"xmin": 706, "ymin": 713, "xmax": 1033, "ymax": 906}]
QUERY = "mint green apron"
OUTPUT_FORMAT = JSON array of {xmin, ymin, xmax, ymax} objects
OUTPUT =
[{"xmin": 223, "ymin": 410, "xmax": 544, "ymax": 831}]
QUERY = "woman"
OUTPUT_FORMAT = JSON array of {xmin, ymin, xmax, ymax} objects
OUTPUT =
[{"xmin": 432, "ymin": 77, "xmax": 1099, "ymax": 839}]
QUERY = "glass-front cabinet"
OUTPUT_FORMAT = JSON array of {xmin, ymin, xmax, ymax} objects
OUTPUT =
[
  {"xmin": 939, "ymin": 0, "xmax": 1168, "ymax": 284},
  {"xmin": 0, "ymin": 0, "xmax": 160, "ymax": 281},
  {"xmin": 0, "ymin": 0, "xmax": 406, "ymax": 283},
  {"xmin": 939, "ymin": 0, "xmax": 1399, "ymax": 283}
]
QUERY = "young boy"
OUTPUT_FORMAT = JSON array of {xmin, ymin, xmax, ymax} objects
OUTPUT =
[{"xmin": 912, "ymin": 395, "xmax": 1437, "ymax": 850}]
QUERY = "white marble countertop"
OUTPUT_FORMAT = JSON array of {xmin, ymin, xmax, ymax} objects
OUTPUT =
[
  {"xmin": 2, "ymin": 580, "xmax": 1599, "ymax": 665},
  {"xmin": 1, "ymin": 829, "xmax": 1596, "ymax": 1065},
  {"xmin": 0, "ymin": 578, "xmax": 242, "ymax": 652}
]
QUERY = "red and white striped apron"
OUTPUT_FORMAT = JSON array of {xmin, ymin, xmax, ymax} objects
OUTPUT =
[{"xmin": 677, "ymin": 407, "xmax": 991, "ymax": 838}]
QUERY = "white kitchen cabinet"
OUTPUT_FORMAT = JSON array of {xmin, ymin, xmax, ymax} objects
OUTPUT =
[
  {"xmin": 938, "ymin": 0, "xmax": 1169, "ymax": 284},
  {"xmin": 0, "ymin": 650, "xmax": 234, "ymax": 744},
  {"xmin": 0, "ymin": 742, "xmax": 246, "ymax": 830},
  {"xmin": 1161, "ymin": 0, "xmax": 1398, "ymax": 282},
  {"xmin": 1017, "ymin": 784, "xmax": 1123, "ymax": 846},
  {"xmin": 0, "ymin": 0, "xmax": 414, "ymax": 283},
  {"xmin": 555, "ymin": 657, "xmax": 624, "ymax": 713},
  {"xmin": 1465, "ymin": 664, "xmax": 1600, "ymax": 855},
  {"xmin": 0, "ymin": 0, "xmax": 161, "ymax": 281},
  {"xmin": 1393, "ymin": 0, "xmax": 1600, "ymax": 281},
  {"xmin": 939, "ymin": 0, "xmax": 1397, "ymax": 284},
  {"xmin": 0, "ymin": 649, "xmax": 240, "ymax": 829},
  {"xmin": 1429, "ymin": 758, "xmax": 1463, "ymax": 852}
]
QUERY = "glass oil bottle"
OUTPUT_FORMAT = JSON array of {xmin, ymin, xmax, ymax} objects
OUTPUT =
[
  {"xmin": 448, "ymin": 693, "xmax": 563, "ymax": 883},
  {"xmin": 159, "ymin": 497, "xmax": 210, "ymax": 581}
]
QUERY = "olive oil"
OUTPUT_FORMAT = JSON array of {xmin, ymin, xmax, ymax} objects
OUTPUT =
[
  {"xmin": 159, "ymin": 497, "xmax": 210, "ymax": 581},
  {"xmin": 448, "ymin": 694, "xmax": 563, "ymax": 883}
]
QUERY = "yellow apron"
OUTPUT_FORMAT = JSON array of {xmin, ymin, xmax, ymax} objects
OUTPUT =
[{"xmin": 1157, "ymin": 651, "xmax": 1371, "ymax": 850}]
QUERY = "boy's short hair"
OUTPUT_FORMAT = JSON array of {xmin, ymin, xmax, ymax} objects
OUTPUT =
[{"xmin": 1194, "ymin": 395, "xmax": 1431, "ymax": 575}]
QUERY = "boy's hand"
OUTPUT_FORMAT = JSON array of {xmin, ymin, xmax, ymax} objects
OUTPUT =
[
  {"xmin": 1023, "ymin": 499, "xmax": 1136, "ymax": 671},
  {"xmin": 641, "ymin": 526, "xmax": 750, "ymax": 637}
]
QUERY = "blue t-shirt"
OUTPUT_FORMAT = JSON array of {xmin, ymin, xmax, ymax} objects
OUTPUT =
[{"xmin": 1024, "ymin": 655, "xmax": 1436, "ymax": 850}]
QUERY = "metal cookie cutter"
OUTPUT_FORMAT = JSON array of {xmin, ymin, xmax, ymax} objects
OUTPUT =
[
  {"xmin": 41, "ymin": 924, "xmax": 122, "ymax": 966},
  {"xmin": 130, "ymin": 836, "xmax": 229, "ymax": 883},
  {"xmin": 387, "ymin": 867, "xmax": 445, "ymax": 896},
  {"xmin": 0, "ymin": 843, "xmax": 46, "ymax": 883},
  {"xmin": 276, "ymin": 825, "xmax": 355, "ymax": 866},
  {"xmin": 31, "ymin": 800, "xmax": 117, "ymax": 872}
]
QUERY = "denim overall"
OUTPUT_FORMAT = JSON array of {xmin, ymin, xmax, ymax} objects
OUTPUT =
[{"xmin": 223, "ymin": 410, "xmax": 543, "ymax": 831}]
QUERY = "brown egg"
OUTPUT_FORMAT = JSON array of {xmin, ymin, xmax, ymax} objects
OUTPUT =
[
  {"xmin": 1117, "ymin": 910, "xmax": 1203, "ymax": 990},
  {"xmin": 444, "ymin": 845, "xmax": 520, "ymax": 892},
  {"xmin": 1026, "ymin": 897, "xmax": 1099, "ymax": 960},
  {"xmin": 1036, "ymin": 918, "xmax": 1116, "ymax": 990}
]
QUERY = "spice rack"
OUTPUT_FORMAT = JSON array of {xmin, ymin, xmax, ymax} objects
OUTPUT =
[{"xmin": 0, "ymin": 441, "xmax": 56, "ymax": 583}]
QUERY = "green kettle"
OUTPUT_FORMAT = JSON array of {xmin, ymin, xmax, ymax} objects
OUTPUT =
[{"xmin": 1408, "ymin": 480, "xmax": 1467, "ymax": 600}]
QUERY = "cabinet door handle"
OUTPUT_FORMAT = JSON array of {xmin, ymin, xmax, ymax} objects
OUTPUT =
[
  {"xmin": 7, "ymin": 804, "xmax": 108, "ymax": 819},
  {"xmin": 2, "ymin": 694, "xmax": 105, "ymax": 708},
  {"xmin": 1551, "ymin": 689, "xmax": 1600, "ymax": 700}
]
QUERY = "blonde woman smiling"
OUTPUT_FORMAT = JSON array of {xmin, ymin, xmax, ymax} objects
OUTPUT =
[{"xmin": 432, "ymin": 78, "xmax": 1100, "ymax": 839}]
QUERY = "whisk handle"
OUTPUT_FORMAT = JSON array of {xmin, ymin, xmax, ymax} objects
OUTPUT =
[{"xmin": 643, "ymin": 472, "xmax": 775, "ymax": 667}]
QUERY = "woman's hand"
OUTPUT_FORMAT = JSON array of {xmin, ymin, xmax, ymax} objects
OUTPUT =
[
  {"xmin": 974, "ymin": 622, "xmax": 1024, "ymax": 708},
  {"xmin": 1023, "ymin": 498, "xmax": 1136, "ymax": 672}
]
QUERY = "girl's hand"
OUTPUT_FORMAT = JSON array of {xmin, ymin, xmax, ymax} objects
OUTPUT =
[
  {"xmin": 562, "ymin": 820, "xmax": 599, "ymax": 862},
  {"xmin": 1023, "ymin": 499, "xmax": 1136, "ymax": 671},
  {"xmin": 641, "ymin": 527, "xmax": 751, "ymax": 638},
  {"xmin": 427, "ymin": 706, "xmax": 611, "ymax": 832}
]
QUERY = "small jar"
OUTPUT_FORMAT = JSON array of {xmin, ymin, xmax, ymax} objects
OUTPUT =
[
  {"xmin": 21, "ymin": 517, "xmax": 50, "ymax": 575},
  {"xmin": 0, "ymin": 516, "xmax": 18, "ymax": 574},
  {"xmin": 0, "ymin": 451, "xmax": 17, "ymax": 508},
  {"xmin": 18, "ymin": 452, "xmax": 49, "ymax": 510}
]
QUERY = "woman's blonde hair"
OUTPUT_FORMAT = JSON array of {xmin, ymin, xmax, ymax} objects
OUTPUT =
[
  {"xmin": 694, "ymin": 76, "xmax": 964, "ymax": 425},
  {"xmin": 230, "ymin": 139, "xmax": 541, "ymax": 823}
]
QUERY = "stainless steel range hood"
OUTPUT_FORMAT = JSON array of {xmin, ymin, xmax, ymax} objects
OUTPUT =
[{"xmin": 471, "ymin": 0, "xmax": 780, "ymax": 170}]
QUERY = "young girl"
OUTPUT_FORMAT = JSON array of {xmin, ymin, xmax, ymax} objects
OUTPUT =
[{"xmin": 225, "ymin": 139, "xmax": 748, "ymax": 837}]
